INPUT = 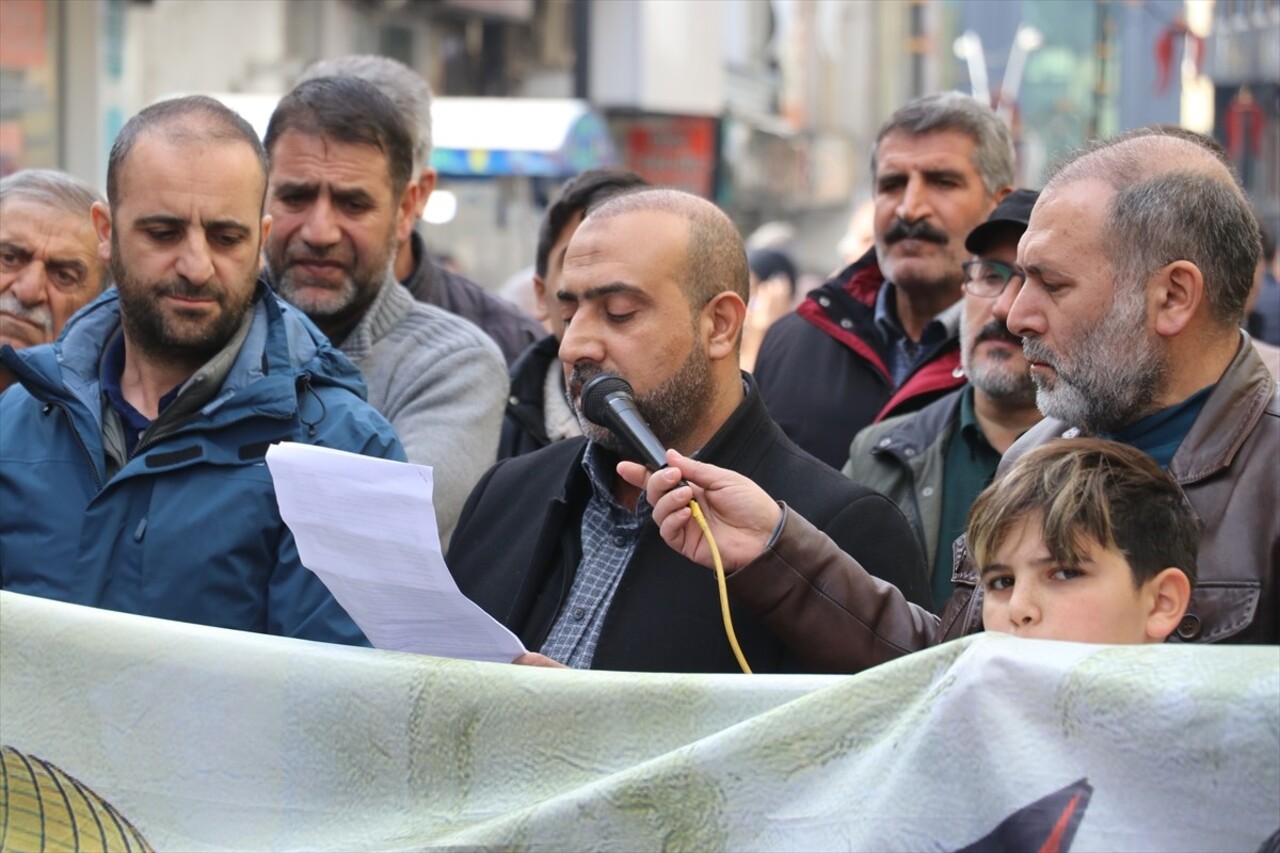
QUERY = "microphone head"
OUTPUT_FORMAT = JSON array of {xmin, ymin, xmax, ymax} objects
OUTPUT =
[{"xmin": 581, "ymin": 373, "xmax": 634, "ymax": 429}]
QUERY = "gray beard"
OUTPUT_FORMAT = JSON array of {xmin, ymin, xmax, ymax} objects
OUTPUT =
[
  {"xmin": 966, "ymin": 352, "xmax": 1038, "ymax": 408},
  {"xmin": 1025, "ymin": 289, "xmax": 1167, "ymax": 433}
]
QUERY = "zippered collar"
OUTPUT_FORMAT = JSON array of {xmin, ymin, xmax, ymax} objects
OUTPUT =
[{"xmin": 1, "ymin": 282, "xmax": 372, "ymax": 472}]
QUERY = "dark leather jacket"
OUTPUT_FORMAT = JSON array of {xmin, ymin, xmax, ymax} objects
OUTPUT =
[
  {"xmin": 731, "ymin": 337, "xmax": 1278, "ymax": 672},
  {"xmin": 754, "ymin": 250, "xmax": 965, "ymax": 469}
]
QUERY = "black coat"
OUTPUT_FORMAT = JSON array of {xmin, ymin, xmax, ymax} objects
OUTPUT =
[
  {"xmin": 498, "ymin": 333, "xmax": 560, "ymax": 459},
  {"xmin": 400, "ymin": 226, "xmax": 544, "ymax": 366},
  {"xmin": 447, "ymin": 379, "xmax": 931, "ymax": 673},
  {"xmin": 754, "ymin": 251, "xmax": 964, "ymax": 470}
]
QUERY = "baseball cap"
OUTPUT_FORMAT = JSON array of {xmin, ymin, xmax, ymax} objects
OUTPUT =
[{"xmin": 965, "ymin": 188, "xmax": 1040, "ymax": 256}]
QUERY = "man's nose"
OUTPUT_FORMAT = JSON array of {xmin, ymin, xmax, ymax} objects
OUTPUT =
[
  {"xmin": 558, "ymin": 313, "xmax": 605, "ymax": 368},
  {"xmin": 300, "ymin": 197, "xmax": 341, "ymax": 247},
  {"xmin": 993, "ymin": 279, "xmax": 1024, "ymax": 333},
  {"xmin": 6, "ymin": 262, "xmax": 51, "ymax": 305},
  {"xmin": 174, "ymin": 232, "xmax": 215, "ymax": 284},
  {"xmin": 896, "ymin": 175, "xmax": 932, "ymax": 224}
]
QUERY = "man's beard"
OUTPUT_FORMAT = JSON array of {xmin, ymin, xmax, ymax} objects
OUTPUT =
[
  {"xmin": 1023, "ymin": 284, "xmax": 1167, "ymax": 434},
  {"xmin": 111, "ymin": 239, "xmax": 256, "ymax": 368},
  {"xmin": 961, "ymin": 317, "xmax": 1037, "ymax": 407},
  {"xmin": 567, "ymin": 345, "xmax": 716, "ymax": 460},
  {"xmin": 266, "ymin": 232, "xmax": 395, "ymax": 323}
]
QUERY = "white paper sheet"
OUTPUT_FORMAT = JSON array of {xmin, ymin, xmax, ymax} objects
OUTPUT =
[{"xmin": 265, "ymin": 443, "xmax": 527, "ymax": 663}]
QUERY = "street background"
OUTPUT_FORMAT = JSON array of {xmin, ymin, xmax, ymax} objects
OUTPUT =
[{"xmin": 1, "ymin": 0, "xmax": 1276, "ymax": 291}]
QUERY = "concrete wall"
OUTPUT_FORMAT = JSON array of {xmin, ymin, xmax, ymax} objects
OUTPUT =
[{"xmin": 589, "ymin": 0, "xmax": 725, "ymax": 115}]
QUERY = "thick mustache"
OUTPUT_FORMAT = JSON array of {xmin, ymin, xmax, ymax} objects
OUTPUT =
[
  {"xmin": 155, "ymin": 279, "xmax": 216, "ymax": 301},
  {"xmin": 975, "ymin": 320, "xmax": 1022, "ymax": 347},
  {"xmin": 287, "ymin": 249, "xmax": 348, "ymax": 266},
  {"xmin": 0, "ymin": 293, "xmax": 53, "ymax": 331},
  {"xmin": 1022, "ymin": 337, "xmax": 1055, "ymax": 366},
  {"xmin": 567, "ymin": 364, "xmax": 606, "ymax": 404},
  {"xmin": 884, "ymin": 218, "xmax": 949, "ymax": 246}
]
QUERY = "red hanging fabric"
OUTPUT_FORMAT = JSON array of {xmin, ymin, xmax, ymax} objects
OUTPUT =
[
  {"xmin": 1225, "ymin": 91, "xmax": 1266, "ymax": 159},
  {"xmin": 1153, "ymin": 20, "xmax": 1204, "ymax": 95}
]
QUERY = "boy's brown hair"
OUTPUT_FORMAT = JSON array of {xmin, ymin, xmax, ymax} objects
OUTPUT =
[{"xmin": 967, "ymin": 438, "xmax": 1199, "ymax": 587}]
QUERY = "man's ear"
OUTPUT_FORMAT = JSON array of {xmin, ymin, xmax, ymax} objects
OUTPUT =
[
  {"xmin": 258, "ymin": 214, "xmax": 273, "ymax": 275},
  {"xmin": 395, "ymin": 182, "xmax": 418, "ymax": 245},
  {"xmin": 703, "ymin": 291, "xmax": 747, "ymax": 362},
  {"xmin": 1144, "ymin": 567, "xmax": 1193, "ymax": 642},
  {"xmin": 532, "ymin": 273, "xmax": 550, "ymax": 323},
  {"xmin": 90, "ymin": 202, "xmax": 113, "ymax": 263},
  {"xmin": 413, "ymin": 168, "xmax": 437, "ymax": 220},
  {"xmin": 1151, "ymin": 260, "xmax": 1205, "ymax": 338}
]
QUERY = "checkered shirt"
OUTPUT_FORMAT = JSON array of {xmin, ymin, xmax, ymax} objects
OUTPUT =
[{"xmin": 539, "ymin": 442, "xmax": 651, "ymax": 668}]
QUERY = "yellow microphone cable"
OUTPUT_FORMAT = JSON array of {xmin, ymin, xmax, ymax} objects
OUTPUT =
[{"xmin": 687, "ymin": 498, "xmax": 752, "ymax": 674}]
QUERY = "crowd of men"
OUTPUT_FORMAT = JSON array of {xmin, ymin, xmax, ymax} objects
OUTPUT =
[{"xmin": 0, "ymin": 55, "xmax": 1275, "ymax": 672}]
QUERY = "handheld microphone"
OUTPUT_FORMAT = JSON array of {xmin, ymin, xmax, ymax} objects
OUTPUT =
[{"xmin": 580, "ymin": 374, "xmax": 670, "ymax": 471}]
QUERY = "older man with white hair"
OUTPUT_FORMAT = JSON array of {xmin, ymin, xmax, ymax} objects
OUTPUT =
[{"xmin": 0, "ymin": 169, "xmax": 108, "ymax": 351}]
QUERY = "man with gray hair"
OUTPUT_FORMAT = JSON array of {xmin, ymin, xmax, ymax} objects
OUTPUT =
[
  {"xmin": 297, "ymin": 55, "xmax": 543, "ymax": 364},
  {"xmin": 263, "ymin": 75, "xmax": 507, "ymax": 546},
  {"xmin": 754, "ymin": 92, "xmax": 1015, "ymax": 469},
  {"xmin": 843, "ymin": 189, "xmax": 1044, "ymax": 610},
  {"xmin": 0, "ymin": 169, "xmax": 108, "ymax": 357},
  {"xmin": 953, "ymin": 127, "xmax": 1278, "ymax": 644}
]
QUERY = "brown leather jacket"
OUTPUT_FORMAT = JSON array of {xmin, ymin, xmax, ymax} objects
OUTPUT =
[{"xmin": 728, "ymin": 336, "xmax": 1278, "ymax": 672}]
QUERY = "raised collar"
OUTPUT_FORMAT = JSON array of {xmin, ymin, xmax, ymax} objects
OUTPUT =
[
  {"xmin": 337, "ymin": 272, "xmax": 415, "ymax": 364},
  {"xmin": 1168, "ymin": 332, "xmax": 1277, "ymax": 484}
]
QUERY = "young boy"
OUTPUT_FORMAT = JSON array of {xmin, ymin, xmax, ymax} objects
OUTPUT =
[{"xmin": 966, "ymin": 438, "xmax": 1197, "ymax": 644}]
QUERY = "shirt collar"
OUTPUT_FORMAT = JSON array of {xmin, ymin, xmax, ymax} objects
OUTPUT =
[
  {"xmin": 873, "ymin": 280, "xmax": 906, "ymax": 345},
  {"xmin": 581, "ymin": 441, "xmax": 651, "ymax": 518},
  {"xmin": 873, "ymin": 281, "xmax": 960, "ymax": 347},
  {"xmin": 1104, "ymin": 385, "xmax": 1215, "ymax": 469},
  {"xmin": 99, "ymin": 330, "xmax": 183, "ymax": 431},
  {"xmin": 956, "ymin": 385, "xmax": 999, "ymax": 455}
]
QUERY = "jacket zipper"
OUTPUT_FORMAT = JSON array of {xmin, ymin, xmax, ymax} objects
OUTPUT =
[{"xmin": 48, "ymin": 401, "xmax": 104, "ymax": 492}]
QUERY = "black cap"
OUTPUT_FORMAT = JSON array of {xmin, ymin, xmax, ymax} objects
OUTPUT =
[{"xmin": 964, "ymin": 188, "xmax": 1040, "ymax": 256}]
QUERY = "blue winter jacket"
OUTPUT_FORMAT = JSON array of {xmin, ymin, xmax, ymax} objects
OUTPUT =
[{"xmin": 0, "ymin": 284, "xmax": 406, "ymax": 644}]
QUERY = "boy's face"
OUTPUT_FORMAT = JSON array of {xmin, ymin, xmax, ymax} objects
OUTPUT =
[{"xmin": 980, "ymin": 514, "xmax": 1171, "ymax": 644}]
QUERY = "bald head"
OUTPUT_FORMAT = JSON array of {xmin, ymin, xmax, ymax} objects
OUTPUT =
[
  {"xmin": 587, "ymin": 189, "xmax": 749, "ymax": 309},
  {"xmin": 1044, "ymin": 130, "xmax": 1260, "ymax": 327},
  {"xmin": 1047, "ymin": 130, "xmax": 1238, "ymax": 191},
  {"xmin": 107, "ymin": 96, "xmax": 267, "ymax": 211}
]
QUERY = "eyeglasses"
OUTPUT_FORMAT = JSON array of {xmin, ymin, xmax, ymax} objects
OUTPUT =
[{"xmin": 961, "ymin": 260, "xmax": 1026, "ymax": 298}]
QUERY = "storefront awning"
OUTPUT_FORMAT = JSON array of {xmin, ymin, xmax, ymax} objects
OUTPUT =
[
  {"xmin": 429, "ymin": 97, "xmax": 617, "ymax": 178},
  {"xmin": 169, "ymin": 93, "xmax": 617, "ymax": 180}
]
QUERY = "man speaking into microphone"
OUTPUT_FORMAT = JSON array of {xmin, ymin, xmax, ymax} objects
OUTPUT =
[{"xmin": 446, "ymin": 189, "xmax": 930, "ymax": 673}]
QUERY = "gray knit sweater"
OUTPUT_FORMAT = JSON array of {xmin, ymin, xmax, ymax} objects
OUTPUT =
[{"xmin": 339, "ymin": 274, "xmax": 507, "ymax": 547}]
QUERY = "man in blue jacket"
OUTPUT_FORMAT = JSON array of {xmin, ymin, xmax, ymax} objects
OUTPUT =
[{"xmin": 0, "ymin": 95, "xmax": 405, "ymax": 644}]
